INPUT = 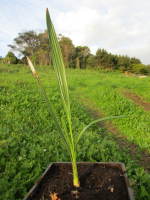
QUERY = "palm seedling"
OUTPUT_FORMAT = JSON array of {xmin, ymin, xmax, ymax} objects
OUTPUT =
[{"xmin": 26, "ymin": 8, "xmax": 132, "ymax": 187}]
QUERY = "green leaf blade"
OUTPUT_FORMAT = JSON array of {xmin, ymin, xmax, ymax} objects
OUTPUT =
[
  {"xmin": 46, "ymin": 10, "xmax": 71, "ymax": 122},
  {"xmin": 76, "ymin": 115, "xmax": 136, "ymax": 146}
]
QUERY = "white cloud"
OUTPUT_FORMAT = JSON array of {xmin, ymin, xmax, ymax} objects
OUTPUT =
[
  {"xmin": 54, "ymin": 8, "xmax": 101, "ymax": 46},
  {"xmin": 111, "ymin": 45, "xmax": 150, "ymax": 64},
  {"xmin": 0, "ymin": 0, "xmax": 150, "ymax": 64}
]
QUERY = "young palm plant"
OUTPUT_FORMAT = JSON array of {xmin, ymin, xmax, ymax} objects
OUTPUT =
[{"xmin": 27, "ymin": 8, "xmax": 132, "ymax": 188}]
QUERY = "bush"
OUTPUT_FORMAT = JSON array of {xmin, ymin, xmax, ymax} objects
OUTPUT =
[
  {"xmin": 139, "ymin": 66, "xmax": 149, "ymax": 75},
  {"xmin": 5, "ymin": 51, "xmax": 18, "ymax": 64},
  {"xmin": 146, "ymin": 65, "xmax": 150, "ymax": 75},
  {"xmin": 131, "ymin": 64, "xmax": 149, "ymax": 75}
]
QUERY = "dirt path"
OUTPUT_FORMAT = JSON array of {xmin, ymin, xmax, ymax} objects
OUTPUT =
[
  {"xmin": 123, "ymin": 91, "xmax": 150, "ymax": 111},
  {"xmin": 81, "ymin": 99, "xmax": 150, "ymax": 172}
]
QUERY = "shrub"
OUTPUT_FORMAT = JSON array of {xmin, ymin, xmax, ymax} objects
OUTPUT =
[
  {"xmin": 131, "ymin": 64, "xmax": 149, "ymax": 75},
  {"xmin": 5, "ymin": 51, "xmax": 18, "ymax": 64}
]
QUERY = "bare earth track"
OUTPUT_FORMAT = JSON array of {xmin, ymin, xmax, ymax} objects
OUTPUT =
[
  {"xmin": 81, "ymin": 98, "xmax": 150, "ymax": 172},
  {"xmin": 123, "ymin": 91, "xmax": 150, "ymax": 112}
]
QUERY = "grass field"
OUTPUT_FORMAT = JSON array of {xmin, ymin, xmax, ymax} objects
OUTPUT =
[
  {"xmin": 67, "ymin": 69, "xmax": 150, "ymax": 152},
  {"xmin": 0, "ymin": 63, "xmax": 150, "ymax": 199}
]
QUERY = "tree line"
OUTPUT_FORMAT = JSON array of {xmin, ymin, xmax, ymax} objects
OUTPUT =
[{"xmin": 4, "ymin": 30, "xmax": 150, "ymax": 75}]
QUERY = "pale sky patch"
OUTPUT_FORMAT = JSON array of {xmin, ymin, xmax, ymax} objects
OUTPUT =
[{"xmin": 0, "ymin": 0, "xmax": 150, "ymax": 64}]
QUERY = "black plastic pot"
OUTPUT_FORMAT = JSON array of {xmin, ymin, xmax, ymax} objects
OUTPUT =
[{"xmin": 23, "ymin": 162, "xmax": 134, "ymax": 200}]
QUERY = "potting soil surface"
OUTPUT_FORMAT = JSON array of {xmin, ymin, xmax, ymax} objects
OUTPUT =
[{"xmin": 31, "ymin": 163, "xmax": 130, "ymax": 200}]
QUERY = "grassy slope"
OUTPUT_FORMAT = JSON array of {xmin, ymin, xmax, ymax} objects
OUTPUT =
[
  {"xmin": 0, "ymin": 64, "xmax": 150, "ymax": 199},
  {"xmin": 67, "ymin": 69, "xmax": 150, "ymax": 153}
]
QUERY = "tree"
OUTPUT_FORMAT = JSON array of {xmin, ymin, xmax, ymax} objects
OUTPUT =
[
  {"xmin": 117, "ymin": 55, "xmax": 124, "ymax": 71},
  {"xmin": 76, "ymin": 57, "xmax": 80, "ymax": 69},
  {"xmin": 38, "ymin": 30, "xmax": 52, "ymax": 66},
  {"xmin": 131, "ymin": 57, "xmax": 141, "ymax": 65},
  {"xmin": 95, "ymin": 49, "xmax": 109, "ymax": 68},
  {"xmin": 59, "ymin": 35, "xmax": 75, "ymax": 67},
  {"xmin": 124, "ymin": 55, "xmax": 131, "ymax": 71},
  {"xmin": 95, "ymin": 49, "xmax": 102, "ymax": 67},
  {"xmin": 111, "ymin": 55, "xmax": 119, "ymax": 69},
  {"xmin": 86, "ymin": 54, "xmax": 95, "ymax": 69},
  {"xmin": 4, "ymin": 51, "xmax": 18, "ymax": 64},
  {"xmin": 75, "ymin": 46, "xmax": 90, "ymax": 69},
  {"xmin": 107, "ymin": 53, "xmax": 114, "ymax": 69},
  {"xmin": 7, "ymin": 29, "xmax": 143, "ymax": 69},
  {"xmin": 8, "ymin": 31, "xmax": 40, "ymax": 58}
]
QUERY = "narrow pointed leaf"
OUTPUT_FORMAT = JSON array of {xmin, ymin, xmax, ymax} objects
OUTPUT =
[
  {"xmin": 76, "ymin": 115, "xmax": 135, "ymax": 146},
  {"xmin": 26, "ymin": 56, "xmax": 70, "ymax": 152},
  {"xmin": 46, "ymin": 9, "xmax": 71, "ymax": 122}
]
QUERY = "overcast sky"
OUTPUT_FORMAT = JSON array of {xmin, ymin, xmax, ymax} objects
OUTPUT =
[{"xmin": 0, "ymin": 0, "xmax": 150, "ymax": 64}]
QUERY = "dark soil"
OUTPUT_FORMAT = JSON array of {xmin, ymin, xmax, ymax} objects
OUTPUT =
[{"xmin": 31, "ymin": 163, "xmax": 130, "ymax": 200}]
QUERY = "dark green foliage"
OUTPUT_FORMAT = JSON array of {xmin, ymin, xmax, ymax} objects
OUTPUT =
[
  {"xmin": 146, "ymin": 65, "xmax": 150, "ymax": 74},
  {"xmin": 86, "ymin": 55, "xmax": 95, "ymax": 69},
  {"xmin": 8, "ymin": 30, "xmax": 148, "ymax": 75},
  {"xmin": 139, "ymin": 66, "xmax": 149, "ymax": 75},
  {"xmin": 131, "ymin": 64, "xmax": 149, "ymax": 75},
  {"xmin": 131, "ymin": 57, "xmax": 141, "ymax": 64},
  {"xmin": 4, "ymin": 51, "xmax": 18, "ymax": 64}
]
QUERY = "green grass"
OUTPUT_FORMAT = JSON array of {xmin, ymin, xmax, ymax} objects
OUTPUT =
[
  {"xmin": 67, "ymin": 69, "xmax": 150, "ymax": 153},
  {"xmin": 0, "ymin": 64, "xmax": 150, "ymax": 199}
]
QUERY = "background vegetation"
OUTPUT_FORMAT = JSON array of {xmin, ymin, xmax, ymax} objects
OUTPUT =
[
  {"xmin": 0, "ymin": 63, "xmax": 150, "ymax": 199},
  {"xmin": 1, "ymin": 30, "xmax": 149, "ymax": 74}
]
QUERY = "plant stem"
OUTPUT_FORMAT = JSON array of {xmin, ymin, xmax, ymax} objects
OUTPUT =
[{"xmin": 72, "ymin": 155, "xmax": 80, "ymax": 187}]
